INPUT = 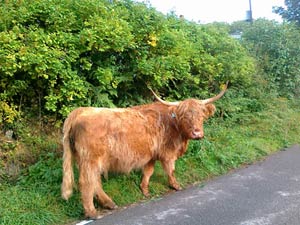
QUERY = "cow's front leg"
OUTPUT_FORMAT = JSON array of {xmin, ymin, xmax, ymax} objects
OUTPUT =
[
  {"xmin": 140, "ymin": 160, "xmax": 155, "ymax": 197},
  {"xmin": 161, "ymin": 159, "xmax": 182, "ymax": 191}
]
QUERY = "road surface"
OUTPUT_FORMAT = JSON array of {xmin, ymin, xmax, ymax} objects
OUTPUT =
[{"xmin": 79, "ymin": 145, "xmax": 300, "ymax": 225}]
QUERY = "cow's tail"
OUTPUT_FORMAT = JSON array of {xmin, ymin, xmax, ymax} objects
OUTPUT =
[{"xmin": 61, "ymin": 113, "xmax": 75, "ymax": 200}]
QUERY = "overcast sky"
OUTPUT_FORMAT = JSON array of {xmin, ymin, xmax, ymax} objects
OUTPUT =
[{"xmin": 135, "ymin": 0, "xmax": 285, "ymax": 23}]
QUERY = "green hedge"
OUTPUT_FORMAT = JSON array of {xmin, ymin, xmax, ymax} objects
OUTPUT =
[
  {"xmin": 0, "ymin": 0, "xmax": 254, "ymax": 124},
  {"xmin": 232, "ymin": 19, "xmax": 300, "ymax": 98}
]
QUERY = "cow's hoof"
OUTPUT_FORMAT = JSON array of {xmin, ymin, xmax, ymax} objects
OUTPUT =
[
  {"xmin": 86, "ymin": 211, "xmax": 106, "ymax": 220},
  {"xmin": 175, "ymin": 186, "xmax": 182, "ymax": 191},
  {"xmin": 140, "ymin": 185, "xmax": 151, "ymax": 198},
  {"xmin": 170, "ymin": 184, "xmax": 182, "ymax": 191},
  {"xmin": 142, "ymin": 190, "xmax": 150, "ymax": 198},
  {"xmin": 85, "ymin": 210, "xmax": 98, "ymax": 219},
  {"xmin": 103, "ymin": 201, "xmax": 118, "ymax": 210}
]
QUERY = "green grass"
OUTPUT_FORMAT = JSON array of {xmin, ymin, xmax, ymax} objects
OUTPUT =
[
  {"xmin": 0, "ymin": 98, "xmax": 299, "ymax": 225},
  {"xmin": 0, "ymin": 185, "xmax": 70, "ymax": 225}
]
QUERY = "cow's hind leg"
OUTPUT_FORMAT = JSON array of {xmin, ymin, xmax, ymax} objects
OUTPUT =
[
  {"xmin": 79, "ymin": 162, "xmax": 98, "ymax": 218},
  {"xmin": 79, "ymin": 161, "xmax": 117, "ymax": 218},
  {"xmin": 161, "ymin": 159, "xmax": 182, "ymax": 191},
  {"xmin": 140, "ymin": 160, "xmax": 155, "ymax": 197},
  {"xmin": 95, "ymin": 178, "xmax": 117, "ymax": 210}
]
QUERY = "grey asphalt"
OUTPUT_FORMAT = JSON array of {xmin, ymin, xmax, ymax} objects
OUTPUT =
[{"xmin": 82, "ymin": 145, "xmax": 300, "ymax": 225}]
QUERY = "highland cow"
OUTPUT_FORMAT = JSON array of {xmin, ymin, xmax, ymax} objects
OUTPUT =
[{"xmin": 61, "ymin": 83, "xmax": 228, "ymax": 218}]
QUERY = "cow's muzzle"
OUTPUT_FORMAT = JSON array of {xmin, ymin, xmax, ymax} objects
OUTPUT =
[{"xmin": 191, "ymin": 130, "xmax": 204, "ymax": 140}]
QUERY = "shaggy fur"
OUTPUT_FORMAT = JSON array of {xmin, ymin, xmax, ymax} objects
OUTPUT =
[{"xmin": 61, "ymin": 99, "xmax": 218, "ymax": 218}]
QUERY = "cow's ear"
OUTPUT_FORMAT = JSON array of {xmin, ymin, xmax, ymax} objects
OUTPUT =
[{"xmin": 205, "ymin": 104, "xmax": 216, "ymax": 118}]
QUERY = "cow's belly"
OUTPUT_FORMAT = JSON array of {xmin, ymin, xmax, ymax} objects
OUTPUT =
[
  {"xmin": 107, "ymin": 153, "xmax": 152, "ymax": 174},
  {"xmin": 103, "ymin": 132, "xmax": 157, "ymax": 174}
]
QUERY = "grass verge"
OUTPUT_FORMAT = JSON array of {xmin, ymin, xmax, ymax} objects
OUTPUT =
[{"xmin": 0, "ymin": 98, "xmax": 299, "ymax": 225}]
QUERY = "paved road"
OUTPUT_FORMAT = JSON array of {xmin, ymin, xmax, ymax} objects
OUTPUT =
[{"xmin": 81, "ymin": 145, "xmax": 300, "ymax": 225}]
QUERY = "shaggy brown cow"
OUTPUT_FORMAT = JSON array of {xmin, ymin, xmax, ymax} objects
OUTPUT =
[{"xmin": 61, "ymin": 83, "xmax": 228, "ymax": 218}]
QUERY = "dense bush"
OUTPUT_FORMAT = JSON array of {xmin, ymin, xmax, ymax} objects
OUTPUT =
[
  {"xmin": 231, "ymin": 19, "xmax": 300, "ymax": 98},
  {"xmin": 0, "ymin": 0, "xmax": 254, "ymax": 125},
  {"xmin": 0, "ymin": 0, "xmax": 133, "ymax": 120}
]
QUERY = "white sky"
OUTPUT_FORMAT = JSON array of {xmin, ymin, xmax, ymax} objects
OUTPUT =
[{"xmin": 135, "ymin": 0, "xmax": 285, "ymax": 23}]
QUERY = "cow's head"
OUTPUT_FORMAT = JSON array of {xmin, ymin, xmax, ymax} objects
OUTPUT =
[{"xmin": 151, "ymin": 82, "xmax": 228, "ymax": 140}]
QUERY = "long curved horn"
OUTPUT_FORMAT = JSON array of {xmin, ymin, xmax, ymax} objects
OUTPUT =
[
  {"xmin": 201, "ymin": 81, "xmax": 229, "ymax": 105},
  {"xmin": 149, "ymin": 88, "xmax": 180, "ymax": 106}
]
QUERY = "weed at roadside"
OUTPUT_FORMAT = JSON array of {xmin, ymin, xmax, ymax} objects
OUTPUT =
[{"xmin": 0, "ymin": 99, "xmax": 299, "ymax": 225}]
